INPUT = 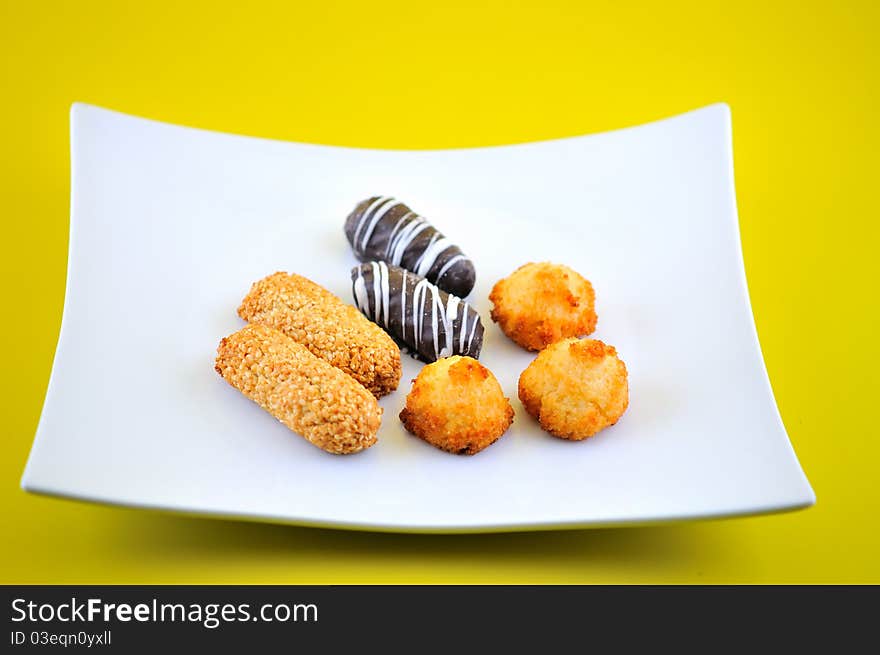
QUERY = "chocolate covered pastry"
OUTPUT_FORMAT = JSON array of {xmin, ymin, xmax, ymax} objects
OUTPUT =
[
  {"xmin": 351, "ymin": 261, "xmax": 484, "ymax": 363},
  {"xmin": 344, "ymin": 196, "xmax": 476, "ymax": 297}
]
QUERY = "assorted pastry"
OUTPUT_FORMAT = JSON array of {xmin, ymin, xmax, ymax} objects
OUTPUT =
[
  {"xmin": 214, "ymin": 324, "xmax": 382, "ymax": 455},
  {"xmin": 400, "ymin": 356, "xmax": 514, "ymax": 455},
  {"xmin": 489, "ymin": 261, "xmax": 597, "ymax": 351},
  {"xmin": 351, "ymin": 261, "xmax": 483, "ymax": 363},
  {"xmin": 238, "ymin": 271, "xmax": 401, "ymax": 397},
  {"xmin": 345, "ymin": 196, "xmax": 476, "ymax": 297},
  {"xmin": 518, "ymin": 338, "xmax": 628, "ymax": 441},
  {"xmin": 215, "ymin": 195, "xmax": 629, "ymax": 455}
]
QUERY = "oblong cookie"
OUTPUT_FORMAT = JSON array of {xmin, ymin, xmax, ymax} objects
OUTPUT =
[
  {"xmin": 238, "ymin": 271, "xmax": 401, "ymax": 397},
  {"xmin": 215, "ymin": 324, "xmax": 382, "ymax": 454}
]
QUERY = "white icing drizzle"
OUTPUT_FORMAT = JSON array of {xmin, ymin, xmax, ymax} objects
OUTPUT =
[
  {"xmin": 458, "ymin": 303, "xmax": 469, "ymax": 353},
  {"xmin": 411, "ymin": 278, "xmax": 429, "ymax": 357},
  {"xmin": 353, "ymin": 268, "xmax": 369, "ymax": 315},
  {"xmin": 434, "ymin": 253, "xmax": 466, "ymax": 285},
  {"xmin": 430, "ymin": 287, "xmax": 441, "ymax": 359},
  {"xmin": 380, "ymin": 262, "xmax": 390, "ymax": 327},
  {"xmin": 400, "ymin": 267, "xmax": 407, "ymax": 343},
  {"xmin": 363, "ymin": 261, "xmax": 391, "ymax": 327},
  {"xmin": 466, "ymin": 309, "xmax": 479, "ymax": 350},
  {"xmin": 352, "ymin": 196, "xmax": 391, "ymax": 251},
  {"xmin": 359, "ymin": 198, "xmax": 399, "ymax": 252},
  {"xmin": 370, "ymin": 261, "xmax": 381, "ymax": 321},
  {"xmin": 439, "ymin": 294, "xmax": 460, "ymax": 358},
  {"xmin": 386, "ymin": 214, "xmax": 429, "ymax": 265},
  {"xmin": 415, "ymin": 236, "xmax": 454, "ymax": 277}
]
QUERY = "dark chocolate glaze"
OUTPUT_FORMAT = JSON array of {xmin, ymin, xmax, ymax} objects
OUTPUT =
[
  {"xmin": 351, "ymin": 261, "xmax": 484, "ymax": 363},
  {"xmin": 344, "ymin": 196, "xmax": 477, "ymax": 298}
]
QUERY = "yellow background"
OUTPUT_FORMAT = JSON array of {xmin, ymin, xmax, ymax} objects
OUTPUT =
[{"xmin": 2, "ymin": 0, "xmax": 877, "ymax": 583}]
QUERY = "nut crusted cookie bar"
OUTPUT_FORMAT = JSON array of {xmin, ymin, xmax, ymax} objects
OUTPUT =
[
  {"xmin": 238, "ymin": 272, "xmax": 401, "ymax": 398},
  {"xmin": 214, "ymin": 324, "xmax": 382, "ymax": 454},
  {"xmin": 344, "ymin": 196, "xmax": 477, "ymax": 298},
  {"xmin": 351, "ymin": 261, "xmax": 484, "ymax": 363}
]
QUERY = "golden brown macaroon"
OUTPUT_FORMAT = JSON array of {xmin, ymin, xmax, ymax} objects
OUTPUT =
[
  {"xmin": 215, "ymin": 324, "xmax": 382, "ymax": 455},
  {"xmin": 400, "ymin": 356, "xmax": 514, "ymax": 455},
  {"xmin": 518, "ymin": 338, "xmax": 628, "ymax": 441},
  {"xmin": 238, "ymin": 271, "xmax": 401, "ymax": 398},
  {"xmin": 489, "ymin": 262, "xmax": 597, "ymax": 351}
]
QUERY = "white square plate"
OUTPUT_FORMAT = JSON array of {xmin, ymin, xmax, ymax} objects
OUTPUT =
[{"xmin": 22, "ymin": 103, "xmax": 814, "ymax": 533}]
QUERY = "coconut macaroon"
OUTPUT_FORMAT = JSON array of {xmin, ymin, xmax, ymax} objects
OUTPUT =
[
  {"xmin": 489, "ymin": 262, "xmax": 597, "ymax": 351},
  {"xmin": 400, "ymin": 356, "xmax": 514, "ymax": 455},
  {"xmin": 238, "ymin": 271, "xmax": 401, "ymax": 398},
  {"xmin": 215, "ymin": 324, "xmax": 382, "ymax": 455},
  {"xmin": 518, "ymin": 338, "xmax": 628, "ymax": 441}
]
